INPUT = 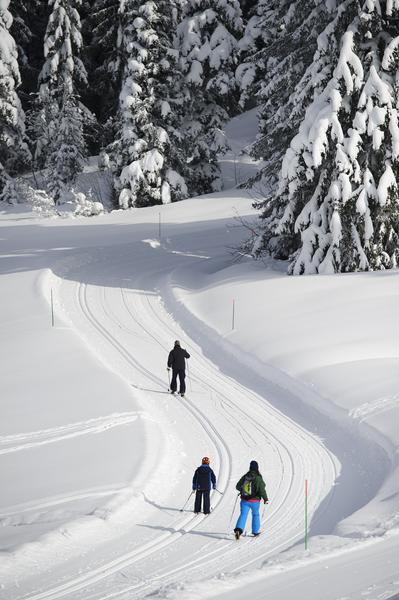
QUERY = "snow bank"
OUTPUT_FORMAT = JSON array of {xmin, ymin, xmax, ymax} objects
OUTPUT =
[{"xmin": 165, "ymin": 260, "xmax": 399, "ymax": 540}]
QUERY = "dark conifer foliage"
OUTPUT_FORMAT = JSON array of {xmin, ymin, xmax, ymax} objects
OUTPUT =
[
  {"xmin": 10, "ymin": 0, "xmax": 46, "ymax": 109},
  {"xmin": 87, "ymin": 0, "xmax": 121, "ymax": 127},
  {"xmin": 0, "ymin": 0, "xmax": 31, "ymax": 201}
]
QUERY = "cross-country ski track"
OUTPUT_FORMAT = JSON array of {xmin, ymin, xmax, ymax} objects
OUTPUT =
[
  {"xmin": 0, "ymin": 221, "xmax": 341, "ymax": 600},
  {"xmin": 2, "ymin": 111, "xmax": 399, "ymax": 600}
]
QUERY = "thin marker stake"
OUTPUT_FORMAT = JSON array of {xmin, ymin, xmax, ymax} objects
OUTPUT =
[
  {"xmin": 51, "ymin": 288, "xmax": 55, "ymax": 327},
  {"xmin": 305, "ymin": 479, "xmax": 308, "ymax": 550}
]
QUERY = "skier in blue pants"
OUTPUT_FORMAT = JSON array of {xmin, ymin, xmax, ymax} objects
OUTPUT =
[
  {"xmin": 236, "ymin": 499, "xmax": 261, "ymax": 534},
  {"xmin": 234, "ymin": 461, "xmax": 268, "ymax": 539}
]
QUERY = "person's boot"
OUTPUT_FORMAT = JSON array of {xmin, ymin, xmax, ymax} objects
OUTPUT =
[{"xmin": 234, "ymin": 528, "xmax": 242, "ymax": 540}]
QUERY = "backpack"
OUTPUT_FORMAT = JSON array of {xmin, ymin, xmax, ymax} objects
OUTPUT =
[{"xmin": 240, "ymin": 472, "xmax": 256, "ymax": 499}]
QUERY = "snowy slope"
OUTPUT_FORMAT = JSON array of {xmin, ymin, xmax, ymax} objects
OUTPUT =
[{"xmin": 1, "ymin": 110, "xmax": 399, "ymax": 600}]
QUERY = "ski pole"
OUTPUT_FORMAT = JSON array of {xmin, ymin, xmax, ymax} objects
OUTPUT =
[
  {"xmin": 167, "ymin": 368, "xmax": 171, "ymax": 391},
  {"xmin": 179, "ymin": 491, "xmax": 194, "ymax": 512},
  {"xmin": 229, "ymin": 493, "xmax": 240, "ymax": 527},
  {"xmin": 186, "ymin": 358, "xmax": 192, "ymax": 392},
  {"xmin": 214, "ymin": 488, "xmax": 224, "ymax": 495}
]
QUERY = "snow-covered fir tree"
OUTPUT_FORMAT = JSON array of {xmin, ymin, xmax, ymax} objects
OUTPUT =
[
  {"xmin": 254, "ymin": 0, "xmax": 399, "ymax": 274},
  {"xmin": 176, "ymin": 0, "xmax": 243, "ymax": 195},
  {"xmin": 238, "ymin": 0, "xmax": 334, "ymax": 189},
  {"xmin": 89, "ymin": 0, "xmax": 121, "ymax": 126},
  {"xmin": 0, "ymin": 0, "xmax": 30, "ymax": 202},
  {"xmin": 10, "ymin": 0, "xmax": 45, "ymax": 103},
  {"xmin": 111, "ymin": 0, "xmax": 188, "ymax": 209},
  {"xmin": 33, "ymin": 0, "xmax": 89, "ymax": 201},
  {"xmin": 239, "ymin": 0, "xmax": 257, "ymax": 21},
  {"xmin": 236, "ymin": 0, "xmax": 278, "ymax": 108},
  {"xmin": 46, "ymin": 95, "xmax": 87, "ymax": 200}
]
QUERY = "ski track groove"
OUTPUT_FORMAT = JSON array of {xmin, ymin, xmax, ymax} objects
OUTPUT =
[
  {"xmin": 83, "ymin": 281, "xmax": 335, "ymax": 598},
  {"xmin": 80, "ymin": 276, "xmax": 333, "ymax": 598},
  {"xmin": 16, "ymin": 247, "xmax": 337, "ymax": 600},
  {"xmin": 122, "ymin": 282, "xmax": 338, "ymax": 592},
  {"xmin": 145, "ymin": 291, "xmax": 338, "ymax": 544},
  {"xmin": 0, "ymin": 413, "xmax": 140, "ymax": 456},
  {"xmin": 9, "ymin": 278, "xmax": 230, "ymax": 600},
  {"xmin": 13, "ymin": 280, "xmax": 232, "ymax": 600},
  {"xmin": 69, "ymin": 278, "xmax": 332, "ymax": 599}
]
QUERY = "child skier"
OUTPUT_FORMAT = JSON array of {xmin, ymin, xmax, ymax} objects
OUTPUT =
[
  {"xmin": 234, "ymin": 460, "xmax": 268, "ymax": 539},
  {"xmin": 192, "ymin": 457, "xmax": 216, "ymax": 514}
]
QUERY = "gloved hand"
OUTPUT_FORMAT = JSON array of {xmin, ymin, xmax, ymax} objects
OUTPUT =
[
  {"xmin": 264, "ymin": 499, "xmax": 268, "ymax": 504},
  {"xmin": 167, "ymin": 367, "xmax": 171, "ymax": 371}
]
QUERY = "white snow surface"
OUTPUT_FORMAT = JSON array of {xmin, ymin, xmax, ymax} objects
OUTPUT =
[{"xmin": 1, "ymin": 110, "xmax": 399, "ymax": 600}]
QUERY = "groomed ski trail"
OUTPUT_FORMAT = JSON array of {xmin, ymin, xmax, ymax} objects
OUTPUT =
[{"xmin": 1, "ymin": 230, "xmax": 339, "ymax": 600}]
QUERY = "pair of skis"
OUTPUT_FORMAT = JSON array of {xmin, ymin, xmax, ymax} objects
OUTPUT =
[
  {"xmin": 170, "ymin": 391, "xmax": 186, "ymax": 398},
  {"xmin": 235, "ymin": 530, "xmax": 262, "ymax": 540}
]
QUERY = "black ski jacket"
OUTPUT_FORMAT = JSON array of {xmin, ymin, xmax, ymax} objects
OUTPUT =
[{"xmin": 168, "ymin": 346, "xmax": 190, "ymax": 371}]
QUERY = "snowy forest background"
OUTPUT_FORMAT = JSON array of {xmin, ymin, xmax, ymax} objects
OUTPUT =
[{"xmin": 2, "ymin": 0, "xmax": 399, "ymax": 274}]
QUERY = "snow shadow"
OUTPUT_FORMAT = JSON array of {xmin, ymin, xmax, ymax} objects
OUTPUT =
[
  {"xmin": 0, "ymin": 215, "xmax": 246, "ymax": 278},
  {"xmin": 138, "ymin": 523, "xmax": 229, "ymax": 541}
]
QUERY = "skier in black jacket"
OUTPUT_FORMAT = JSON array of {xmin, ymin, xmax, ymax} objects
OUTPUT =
[
  {"xmin": 192, "ymin": 457, "xmax": 216, "ymax": 514},
  {"xmin": 167, "ymin": 340, "xmax": 190, "ymax": 397}
]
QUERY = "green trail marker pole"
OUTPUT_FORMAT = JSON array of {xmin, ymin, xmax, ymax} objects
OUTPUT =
[{"xmin": 305, "ymin": 479, "xmax": 308, "ymax": 550}]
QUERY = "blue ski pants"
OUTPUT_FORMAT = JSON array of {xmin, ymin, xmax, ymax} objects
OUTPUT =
[{"xmin": 235, "ymin": 500, "xmax": 261, "ymax": 534}]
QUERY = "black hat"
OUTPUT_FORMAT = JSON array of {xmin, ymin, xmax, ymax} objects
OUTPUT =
[
  {"xmin": 174, "ymin": 340, "xmax": 180, "ymax": 346},
  {"xmin": 250, "ymin": 460, "xmax": 259, "ymax": 471}
]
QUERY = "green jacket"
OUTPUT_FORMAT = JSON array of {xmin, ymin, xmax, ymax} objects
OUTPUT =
[{"xmin": 236, "ymin": 470, "xmax": 268, "ymax": 502}]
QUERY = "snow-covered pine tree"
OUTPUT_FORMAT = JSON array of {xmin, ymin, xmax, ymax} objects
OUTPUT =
[
  {"xmin": 46, "ymin": 95, "xmax": 87, "ymax": 201},
  {"xmin": 239, "ymin": 0, "xmax": 334, "ymax": 190},
  {"xmin": 88, "ymin": 0, "xmax": 121, "ymax": 125},
  {"xmin": 10, "ymin": 0, "xmax": 45, "ymax": 103},
  {"xmin": 177, "ymin": 0, "xmax": 243, "ymax": 195},
  {"xmin": 239, "ymin": 0, "xmax": 257, "ymax": 21},
  {"xmin": 254, "ymin": 0, "xmax": 399, "ymax": 274},
  {"xmin": 112, "ymin": 0, "xmax": 188, "ymax": 209},
  {"xmin": 34, "ymin": 0, "xmax": 88, "ymax": 201},
  {"xmin": 236, "ymin": 0, "xmax": 278, "ymax": 109},
  {"xmin": 0, "ymin": 0, "xmax": 30, "ymax": 201}
]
